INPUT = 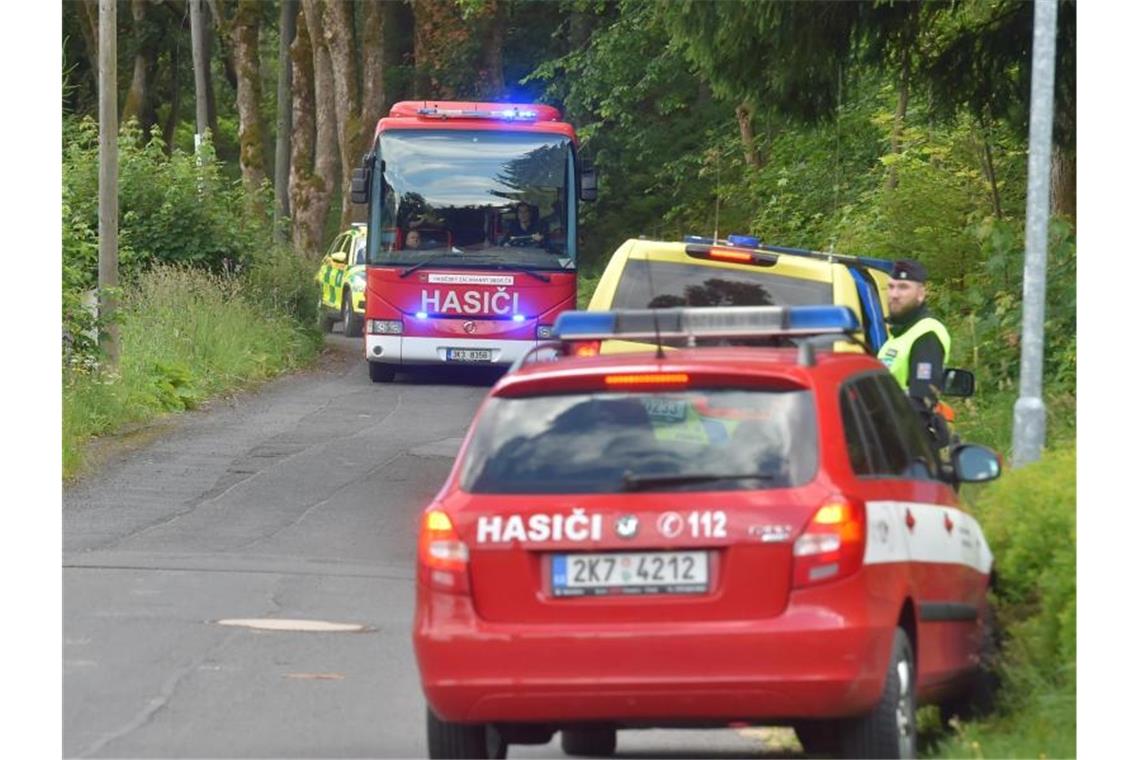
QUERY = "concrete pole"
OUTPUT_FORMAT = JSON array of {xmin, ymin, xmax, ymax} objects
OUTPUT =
[
  {"xmin": 98, "ymin": 0, "xmax": 120, "ymax": 369},
  {"xmin": 190, "ymin": 0, "xmax": 210, "ymax": 156},
  {"xmin": 1012, "ymin": 0, "xmax": 1058, "ymax": 468},
  {"xmin": 274, "ymin": 0, "xmax": 298, "ymax": 241}
]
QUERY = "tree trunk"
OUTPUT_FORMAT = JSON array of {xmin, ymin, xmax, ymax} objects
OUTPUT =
[
  {"xmin": 163, "ymin": 41, "xmax": 181, "ymax": 153},
  {"xmin": 121, "ymin": 0, "xmax": 159, "ymax": 133},
  {"xmin": 480, "ymin": 0, "xmax": 505, "ymax": 98},
  {"xmin": 411, "ymin": 0, "xmax": 433, "ymax": 99},
  {"xmin": 290, "ymin": 4, "xmax": 318, "ymax": 255},
  {"xmin": 77, "ymin": 0, "xmax": 100, "ymax": 83},
  {"xmin": 320, "ymin": 0, "xmax": 363, "ymax": 227},
  {"xmin": 885, "ymin": 54, "xmax": 911, "ymax": 191},
  {"xmin": 204, "ymin": 6, "xmax": 220, "ymax": 138},
  {"xmin": 292, "ymin": 0, "xmax": 339, "ymax": 257},
  {"xmin": 1051, "ymin": 146, "xmax": 1076, "ymax": 224},
  {"xmin": 360, "ymin": 0, "xmax": 388, "ymax": 135},
  {"xmin": 232, "ymin": 0, "xmax": 267, "ymax": 192},
  {"xmin": 387, "ymin": 0, "xmax": 415, "ymax": 103},
  {"xmin": 981, "ymin": 130, "xmax": 1002, "ymax": 220},
  {"xmin": 275, "ymin": 0, "xmax": 298, "ymax": 239},
  {"xmin": 735, "ymin": 102, "xmax": 761, "ymax": 169}
]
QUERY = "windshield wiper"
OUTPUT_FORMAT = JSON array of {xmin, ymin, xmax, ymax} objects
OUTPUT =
[
  {"xmin": 621, "ymin": 472, "xmax": 775, "ymax": 492},
  {"xmin": 491, "ymin": 263, "xmax": 551, "ymax": 283},
  {"xmin": 398, "ymin": 252, "xmax": 461, "ymax": 278}
]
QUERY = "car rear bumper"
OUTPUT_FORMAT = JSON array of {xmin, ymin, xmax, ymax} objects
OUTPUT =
[
  {"xmin": 365, "ymin": 335, "xmax": 539, "ymax": 366},
  {"xmin": 414, "ymin": 586, "xmax": 897, "ymax": 724}
]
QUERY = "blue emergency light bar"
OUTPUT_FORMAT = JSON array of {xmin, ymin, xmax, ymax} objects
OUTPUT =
[
  {"xmin": 553, "ymin": 305, "xmax": 860, "ymax": 342},
  {"xmin": 416, "ymin": 107, "xmax": 537, "ymax": 121}
]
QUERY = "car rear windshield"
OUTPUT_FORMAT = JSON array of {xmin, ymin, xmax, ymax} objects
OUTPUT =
[
  {"xmin": 460, "ymin": 389, "xmax": 818, "ymax": 494},
  {"xmin": 612, "ymin": 259, "xmax": 834, "ymax": 309}
]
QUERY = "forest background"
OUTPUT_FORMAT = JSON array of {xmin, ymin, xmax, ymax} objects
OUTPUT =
[{"xmin": 56, "ymin": 1, "xmax": 1079, "ymax": 757}]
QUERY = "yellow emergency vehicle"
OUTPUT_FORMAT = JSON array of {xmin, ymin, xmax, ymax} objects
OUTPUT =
[
  {"xmin": 586, "ymin": 236, "xmax": 893, "ymax": 354},
  {"xmin": 316, "ymin": 224, "xmax": 368, "ymax": 337}
]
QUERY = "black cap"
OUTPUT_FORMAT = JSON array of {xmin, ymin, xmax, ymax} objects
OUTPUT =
[{"xmin": 890, "ymin": 258, "xmax": 928, "ymax": 283}]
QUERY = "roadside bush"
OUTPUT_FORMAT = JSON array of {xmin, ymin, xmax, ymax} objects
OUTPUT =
[
  {"xmin": 63, "ymin": 117, "xmax": 266, "ymax": 281},
  {"xmin": 929, "ymin": 446, "xmax": 1076, "ymax": 758}
]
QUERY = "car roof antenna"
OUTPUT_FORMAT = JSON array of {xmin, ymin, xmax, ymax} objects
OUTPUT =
[{"xmin": 644, "ymin": 251, "xmax": 667, "ymax": 360}]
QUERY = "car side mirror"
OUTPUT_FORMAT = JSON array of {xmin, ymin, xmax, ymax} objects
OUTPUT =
[
  {"xmin": 942, "ymin": 367, "xmax": 975, "ymax": 398},
  {"xmin": 330, "ymin": 251, "xmax": 347, "ymax": 265},
  {"xmin": 580, "ymin": 158, "xmax": 597, "ymax": 202},
  {"xmin": 951, "ymin": 444, "xmax": 1001, "ymax": 483}
]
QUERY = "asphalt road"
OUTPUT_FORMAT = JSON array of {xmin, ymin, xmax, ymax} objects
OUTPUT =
[{"xmin": 63, "ymin": 332, "xmax": 803, "ymax": 759}]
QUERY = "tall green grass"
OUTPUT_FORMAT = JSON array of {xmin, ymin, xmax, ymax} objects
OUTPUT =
[{"xmin": 63, "ymin": 266, "xmax": 320, "ymax": 478}]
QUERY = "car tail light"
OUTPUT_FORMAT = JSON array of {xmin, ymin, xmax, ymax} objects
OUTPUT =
[
  {"xmin": 792, "ymin": 498, "xmax": 865, "ymax": 588},
  {"xmin": 418, "ymin": 509, "xmax": 470, "ymax": 594}
]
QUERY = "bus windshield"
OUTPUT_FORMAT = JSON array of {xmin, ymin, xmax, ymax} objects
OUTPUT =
[{"xmin": 367, "ymin": 129, "xmax": 577, "ymax": 271}]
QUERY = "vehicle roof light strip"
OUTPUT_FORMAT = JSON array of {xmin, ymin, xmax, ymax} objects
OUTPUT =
[{"xmin": 553, "ymin": 305, "xmax": 860, "ymax": 341}]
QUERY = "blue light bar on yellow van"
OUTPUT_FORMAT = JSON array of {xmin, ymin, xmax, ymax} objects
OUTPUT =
[{"xmin": 553, "ymin": 305, "xmax": 859, "ymax": 341}]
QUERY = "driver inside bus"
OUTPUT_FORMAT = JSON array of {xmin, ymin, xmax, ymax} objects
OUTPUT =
[
  {"xmin": 503, "ymin": 202, "xmax": 547, "ymax": 246},
  {"xmin": 404, "ymin": 229, "xmax": 422, "ymax": 250}
]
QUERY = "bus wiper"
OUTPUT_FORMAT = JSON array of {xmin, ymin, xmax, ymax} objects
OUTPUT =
[
  {"xmin": 481, "ymin": 262, "xmax": 551, "ymax": 283},
  {"xmin": 621, "ymin": 472, "xmax": 774, "ymax": 492},
  {"xmin": 399, "ymin": 252, "xmax": 459, "ymax": 278}
]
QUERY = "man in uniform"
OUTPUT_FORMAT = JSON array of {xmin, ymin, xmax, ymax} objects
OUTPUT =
[{"xmin": 877, "ymin": 259, "xmax": 953, "ymax": 447}]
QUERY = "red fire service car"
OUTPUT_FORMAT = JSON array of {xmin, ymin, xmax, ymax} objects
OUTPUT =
[
  {"xmin": 349, "ymin": 101, "xmax": 596, "ymax": 383},
  {"xmin": 413, "ymin": 305, "xmax": 1002, "ymax": 759}
]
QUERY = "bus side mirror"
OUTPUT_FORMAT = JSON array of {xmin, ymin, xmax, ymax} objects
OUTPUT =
[
  {"xmin": 580, "ymin": 159, "xmax": 597, "ymax": 202},
  {"xmin": 351, "ymin": 167, "xmax": 370, "ymax": 205},
  {"xmin": 942, "ymin": 368, "xmax": 975, "ymax": 398}
]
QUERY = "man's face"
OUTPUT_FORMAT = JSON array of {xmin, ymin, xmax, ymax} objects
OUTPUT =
[
  {"xmin": 406, "ymin": 231, "xmax": 421, "ymax": 249},
  {"xmin": 886, "ymin": 278, "xmax": 925, "ymax": 319},
  {"xmin": 517, "ymin": 205, "xmax": 532, "ymax": 225}
]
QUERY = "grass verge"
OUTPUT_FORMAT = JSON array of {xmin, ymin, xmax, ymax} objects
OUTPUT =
[{"xmin": 63, "ymin": 266, "xmax": 321, "ymax": 479}]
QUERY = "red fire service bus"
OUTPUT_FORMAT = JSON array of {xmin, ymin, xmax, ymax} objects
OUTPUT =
[{"xmin": 350, "ymin": 101, "xmax": 596, "ymax": 383}]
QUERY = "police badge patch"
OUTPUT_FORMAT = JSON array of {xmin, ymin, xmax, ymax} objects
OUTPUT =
[{"xmin": 916, "ymin": 362, "xmax": 932, "ymax": 380}]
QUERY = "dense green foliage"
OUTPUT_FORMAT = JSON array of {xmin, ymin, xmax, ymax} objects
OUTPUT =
[
  {"xmin": 62, "ymin": 117, "xmax": 320, "ymax": 478},
  {"xmin": 930, "ymin": 447, "xmax": 1076, "ymax": 759}
]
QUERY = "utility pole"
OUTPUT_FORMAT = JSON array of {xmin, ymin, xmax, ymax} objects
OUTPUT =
[
  {"xmin": 98, "ymin": 0, "xmax": 120, "ymax": 369},
  {"xmin": 1012, "ymin": 0, "xmax": 1058, "ymax": 468},
  {"xmin": 190, "ymin": 0, "xmax": 210, "ymax": 158},
  {"xmin": 274, "ymin": 0, "xmax": 298, "ymax": 242}
]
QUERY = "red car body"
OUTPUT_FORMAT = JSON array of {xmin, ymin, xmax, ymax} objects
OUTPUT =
[{"xmin": 413, "ymin": 341, "xmax": 995, "ymax": 756}]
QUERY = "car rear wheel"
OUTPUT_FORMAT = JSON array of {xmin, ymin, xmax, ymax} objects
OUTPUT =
[
  {"xmin": 342, "ymin": 288, "xmax": 363, "ymax": 337},
  {"xmin": 426, "ymin": 708, "xmax": 506, "ymax": 759},
  {"xmin": 840, "ymin": 628, "xmax": 917, "ymax": 759},
  {"xmin": 368, "ymin": 361, "xmax": 396, "ymax": 383},
  {"xmin": 561, "ymin": 726, "xmax": 616, "ymax": 757}
]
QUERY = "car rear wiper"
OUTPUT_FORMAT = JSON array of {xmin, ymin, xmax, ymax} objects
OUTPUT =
[{"xmin": 621, "ymin": 472, "xmax": 775, "ymax": 492}]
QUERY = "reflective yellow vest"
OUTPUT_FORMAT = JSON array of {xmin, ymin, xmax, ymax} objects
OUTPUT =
[{"xmin": 877, "ymin": 317, "xmax": 951, "ymax": 392}]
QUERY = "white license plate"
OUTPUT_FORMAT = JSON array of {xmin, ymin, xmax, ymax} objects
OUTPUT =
[
  {"xmin": 446, "ymin": 348, "xmax": 493, "ymax": 362},
  {"xmin": 551, "ymin": 551, "xmax": 709, "ymax": 597}
]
